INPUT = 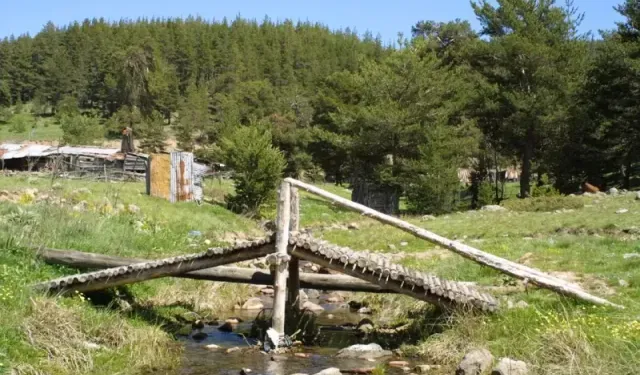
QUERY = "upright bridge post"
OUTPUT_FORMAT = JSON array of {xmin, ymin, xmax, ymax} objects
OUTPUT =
[
  {"xmin": 287, "ymin": 187, "xmax": 301, "ymax": 313},
  {"xmin": 272, "ymin": 181, "xmax": 291, "ymax": 334}
]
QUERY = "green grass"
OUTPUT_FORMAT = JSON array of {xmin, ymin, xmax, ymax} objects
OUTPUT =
[
  {"xmin": 2, "ymin": 175, "xmax": 640, "ymax": 374},
  {"xmin": 0, "ymin": 113, "xmax": 63, "ymax": 142},
  {"xmin": 314, "ymin": 193, "xmax": 640, "ymax": 374}
]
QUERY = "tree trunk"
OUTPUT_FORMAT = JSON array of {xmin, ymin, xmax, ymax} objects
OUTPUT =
[
  {"xmin": 520, "ymin": 127, "xmax": 534, "ymax": 198},
  {"xmin": 623, "ymin": 157, "xmax": 631, "ymax": 190}
]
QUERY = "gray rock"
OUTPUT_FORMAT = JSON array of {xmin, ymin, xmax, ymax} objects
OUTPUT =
[
  {"xmin": 608, "ymin": 187, "xmax": 619, "ymax": 196},
  {"xmin": 456, "ymin": 348, "xmax": 494, "ymax": 375},
  {"xmin": 336, "ymin": 343, "xmax": 392, "ymax": 359},
  {"xmin": 357, "ymin": 307, "xmax": 373, "ymax": 314},
  {"xmin": 616, "ymin": 208, "xmax": 629, "ymax": 214},
  {"xmin": 481, "ymin": 205, "xmax": 507, "ymax": 212},
  {"xmin": 421, "ymin": 215, "xmax": 436, "ymax": 221},
  {"xmin": 312, "ymin": 369, "xmax": 342, "ymax": 375},
  {"xmin": 357, "ymin": 323, "xmax": 374, "ymax": 333},
  {"xmin": 347, "ymin": 222, "xmax": 360, "ymax": 230},
  {"xmin": 299, "ymin": 289, "xmax": 309, "ymax": 302},
  {"xmin": 415, "ymin": 365, "xmax": 440, "ymax": 373},
  {"xmin": 623, "ymin": 253, "xmax": 640, "ymax": 259},
  {"xmin": 635, "ymin": 192, "xmax": 640, "ymax": 200},
  {"xmin": 302, "ymin": 301, "xmax": 325, "ymax": 312},
  {"xmin": 204, "ymin": 344, "xmax": 220, "ymax": 350},
  {"xmin": 304, "ymin": 289, "xmax": 321, "ymax": 299},
  {"xmin": 400, "ymin": 241, "xmax": 408, "ymax": 247},
  {"xmin": 82, "ymin": 341, "xmax": 102, "ymax": 350},
  {"xmin": 240, "ymin": 369, "xmax": 252, "ymax": 375},
  {"xmin": 619, "ymin": 279, "xmax": 630, "ymax": 287},
  {"xmin": 127, "ymin": 204, "xmax": 140, "ymax": 214},
  {"xmin": 491, "ymin": 358, "xmax": 528, "ymax": 375},
  {"xmin": 242, "ymin": 297, "xmax": 265, "ymax": 310}
]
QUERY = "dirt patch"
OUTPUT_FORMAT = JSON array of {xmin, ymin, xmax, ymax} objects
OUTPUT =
[{"xmin": 549, "ymin": 271, "xmax": 616, "ymax": 296}]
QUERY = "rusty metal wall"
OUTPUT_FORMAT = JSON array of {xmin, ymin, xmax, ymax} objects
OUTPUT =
[{"xmin": 169, "ymin": 152, "xmax": 194, "ymax": 203}]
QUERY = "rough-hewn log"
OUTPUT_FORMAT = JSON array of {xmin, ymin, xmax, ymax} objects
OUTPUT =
[
  {"xmin": 273, "ymin": 181, "xmax": 291, "ymax": 333},
  {"xmin": 33, "ymin": 238, "xmax": 274, "ymax": 295},
  {"xmin": 285, "ymin": 178, "xmax": 623, "ymax": 309},
  {"xmin": 37, "ymin": 247, "xmax": 398, "ymax": 293},
  {"xmin": 287, "ymin": 187, "xmax": 301, "ymax": 310},
  {"xmin": 289, "ymin": 233, "xmax": 498, "ymax": 312}
]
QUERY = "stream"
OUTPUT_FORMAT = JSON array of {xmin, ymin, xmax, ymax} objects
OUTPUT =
[{"xmin": 178, "ymin": 296, "xmax": 411, "ymax": 375}]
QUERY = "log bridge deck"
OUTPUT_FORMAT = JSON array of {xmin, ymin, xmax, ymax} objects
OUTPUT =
[{"xmin": 34, "ymin": 232, "xmax": 498, "ymax": 311}]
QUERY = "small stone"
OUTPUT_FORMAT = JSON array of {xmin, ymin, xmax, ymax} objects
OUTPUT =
[
  {"xmin": 326, "ymin": 314, "xmax": 335, "ymax": 319},
  {"xmin": 312, "ymin": 369, "xmax": 342, "ymax": 375},
  {"xmin": 218, "ymin": 322, "xmax": 235, "ymax": 332},
  {"xmin": 415, "ymin": 365, "xmax": 439, "ymax": 373},
  {"xmin": 192, "ymin": 332, "xmax": 208, "ymax": 341},
  {"xmin": 72, "ymin": 200, "xmax": 88, "ymax": 212},
  {"xmin": 619, "ymin": 279, "xmax": 630, "ymax": 287},
  {"xmin": 204, "ymin": 344, "xmax": 220, "ymax": 350},
  {"xmin": 261, "ymin": 288, "xmax": 275, "ymax": 295},
  {"xmin": 456, "ymin": 348, "xmax": 493, "ymax": 375},
  {"xmin": 608, "ymin": 187, "xmax": 619, "ymax": 196},
  {"xmin": 481, "ymin": 205, "xmax": 507, "ymax": 212},
  {"xmin": 347, "ymin": 222, "xmax": 360, "ymax": 230},
  {"xmin": 305, "ymin": 289, "xmax": 320, "ymax": 299},
  {"xmin": 82, "ymin": 341, "xmax": 102, "ymax": 350},
  {"xmin": 192, "ymin": 320, "xmax": 205, "ymax": 329},
  {"xmin": 225, "ymin": 318, "xmax": 241, "ymax": 324},
  {"xmin": 635, "ymin": 192, "xmax": 640, "ymax": 200},
  {"xmin": 302, "ymin": 301, "xmax": 325, "ymax": 312},
  {"xmin": 623, "ymin": 253, "xmax": 640, "ymax": 259},
  {"xmin": 52, "ymin": 182, "xmax": 63, "ymax": 190},
  {"xmin": 226, "ymin": 347, "xmax": 241, "ymax": 354},
  {"xmin": 240, "ymin": 369, "xmax": 252, "ymax": 375},
  {"xmin": 242, "ymin": 297, "xmax": 265, "ymax": 310},
  {"xmin": 514, "ymin": 301, "xmax": 529, "ymax": 309},
  {"xmin": 388, "ymin": 244, "xmax": 397, "ymax": 250},
  {"xmin": 204, "ymin": 239, "xmax": 212, "ymax": 245},
  {"xmin": 357, "ymin": 307, "xmax": 373, "ymax": 314},
  {"xmin": 127, "ymin": 204, "xmax": 140, "ymax": 213},
  {"xmin": 421, "ymin": 215, "xmax": 436, "ymax": 221},
  {"xmin": 616, "ymin": 208, "xmax": 629, "ymax": 214},
  {"xmin": 294, "ymin": 352, "xmax": 311, "ymax": 358},
  {"xmin": 311, "ymin": 265, "xmax": 320, "ymax": 272},
  {"xmin": 491, "ymin": 358, "xmax": 528, "ymax": 375},
  {"xmin": 337, "ymin": 343, "xmax": 392, "ymax": 359},
  {"xmin": 400, "ymin": 241, "xmax": 408, "ymax": 247}
]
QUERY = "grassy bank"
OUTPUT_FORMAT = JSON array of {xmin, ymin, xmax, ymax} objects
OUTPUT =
[
  {"xmin": 317, "ymin": 194, "xmax": 640, "ymax": 374},
  {"xmin": 0, "ymin": 175, "xmax": 264, "ymax": 374},
  {"xmin": 2, "ymin": 174, "xmax": 640, "ymax": 374}
]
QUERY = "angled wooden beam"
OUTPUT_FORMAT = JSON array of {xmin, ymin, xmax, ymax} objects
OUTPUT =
[
  {"xmin": 33, "ymin": 237, "xmax": 274, "ymax": 295},
  {"xmin": 285, "ymin": 178, "xmax": 623, "ymax": 309}
]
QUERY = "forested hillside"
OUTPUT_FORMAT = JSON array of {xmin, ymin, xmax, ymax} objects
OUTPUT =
[{"xmin": 2, "ymin": 0, "xmax": 640, "ymax": 215}]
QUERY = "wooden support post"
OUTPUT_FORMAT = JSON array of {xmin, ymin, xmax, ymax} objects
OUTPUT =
[
  {"xmin": 285, "ymin": 178, "xmax": 623, "ymax": 309},
  {"xmin": 272, "ymin": 181, "xmax": 291, "ymax": 334},
  {"xmin": 287, "ymin": 187, "xmax": 301, "ymax": 312}
]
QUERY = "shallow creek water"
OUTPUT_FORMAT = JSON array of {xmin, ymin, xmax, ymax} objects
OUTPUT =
[{"xmin": 179, "ymin": 299, "xmax": 410, "ymax": 375}]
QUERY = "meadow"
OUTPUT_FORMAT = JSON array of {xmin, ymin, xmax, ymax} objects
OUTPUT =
[{"xmin": 0, "ymin": 174, "xmax": 638, "ymax": 374}]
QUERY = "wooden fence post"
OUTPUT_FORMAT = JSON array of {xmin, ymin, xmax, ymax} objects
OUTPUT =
[
  {"xmin": 287, "ymin": 187, "xmax": 301, "ymax": 313},
  {"xmin": 272, "ymin": 181, "xmax": 291, "ymax": 334}
]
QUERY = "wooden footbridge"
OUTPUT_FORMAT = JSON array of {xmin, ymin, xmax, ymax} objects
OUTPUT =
[{"xmin": 34, "ymin": 178, "xmax": 622, "ymax": 336}]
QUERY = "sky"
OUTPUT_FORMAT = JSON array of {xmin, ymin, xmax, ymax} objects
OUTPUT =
[{"xmin": 0, "ymin": 0, "xmax": 625, "ymax": 44}]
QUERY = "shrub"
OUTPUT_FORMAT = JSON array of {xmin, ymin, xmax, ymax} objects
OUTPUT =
[
  {"xmin": 220, "ymin": 126, "xmax": 286, "ymax": 216},
  {"xmin": 60, "ymin": 114, "xmax": 104, "ymax": 145},
  {"xmin": 8, "ymin": 115, "xmax": 27, "ymax": 133},
  {"xmin": 532, "ymin": 173, "xmax": 560, "ymax": 197},
  {"xmin": 503, "ymin": 195, "xmax": 583, "ymax": 212},
  {"xmin": 477, "ymin": 181, "xmax": 494, "ymax": 207}
]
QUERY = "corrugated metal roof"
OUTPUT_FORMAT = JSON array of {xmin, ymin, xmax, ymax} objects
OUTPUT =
[{"xmin": 0, "ymin": 143, "xmax": 122, "ymax": 160}]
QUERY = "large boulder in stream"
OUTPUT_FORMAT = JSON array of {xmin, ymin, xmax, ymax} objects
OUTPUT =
[
  {"xmin": 242, "ymin": 297, "xmax": 265, "ymax": 310},
  {"xmin": 336, "ymin": 343, "xmax": 392, "ymax": 359}
]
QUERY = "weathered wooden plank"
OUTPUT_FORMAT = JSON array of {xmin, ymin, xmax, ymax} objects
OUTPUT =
[
  {"xmin": 273, "ymin": 181, "xmax": 291, "ymax": 334},
  {"xmin": 287, "ymin": 187, "xmax": 302, "ymax": 311},
  {"xmin": 33, "ymin": 238, "xmax": 275, "ymax": 295},
  {"xmin": 285, "ymin": 178, "xmax": 623, "ymax": 309}
]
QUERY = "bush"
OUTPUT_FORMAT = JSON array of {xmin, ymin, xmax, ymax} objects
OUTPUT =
[
  {"xmin": 503, "ymin": 195, "xmax": 584, "ymax": 212},
  {"xmin": 477, "ymin": 181, "xmax": 494, "ymax": 207},
  {"xmin": 220, "ymin": 126, "xmax": 286, "ymax": 216},
  {"xmin": 60, "ymin": 113, "xmax": 104, "ymax": 145},
  {"xmin": 532, "ymin": 173, "xmax": 560, "ymax": 197},
  {"xmin": 405, "ymin": 163, "xmax": 461, "ymax": 215},
  {"xmin": 8, "ymin": 115, "xmax": 27, "ymax": 133}
]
